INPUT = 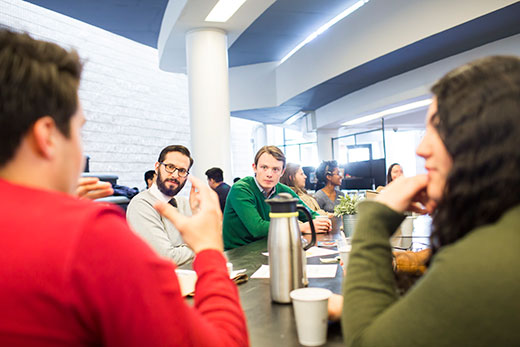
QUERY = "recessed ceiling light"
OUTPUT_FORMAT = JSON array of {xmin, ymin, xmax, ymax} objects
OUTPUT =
[
  {"xmin": 280, "ymin": 0, "xmax": 370, "ymax": 64},
  {"xmin": 205, "ymin": 0, "xmax": 247, "ymax": 23},
  {"xmin": 341, "ymin": 99, "xmax": 432, "ymax": 126}
]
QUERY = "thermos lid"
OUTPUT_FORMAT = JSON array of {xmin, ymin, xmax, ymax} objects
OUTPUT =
[{"xmin": 266, "ymin": 192, "xmax": 299, "ymax": 213}]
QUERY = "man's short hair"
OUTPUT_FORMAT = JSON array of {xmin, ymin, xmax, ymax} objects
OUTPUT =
[
  {"xmin": 157, "ymin": 145, "xmax": 194, "ymax": 170},
  {"xmin": 205, "ymin": 167, "xmax": 224, "ymax": 182},
  {"xmin": 0, "ymin": 29, "xmax": 82, "ymax": 167},
  {"xmin": 254, "ymin": 145, "xmax": 286, "ymax": 169},
  {"xmin": 144, "ymin": 170, "xmax": 155, "ymax": 183}
]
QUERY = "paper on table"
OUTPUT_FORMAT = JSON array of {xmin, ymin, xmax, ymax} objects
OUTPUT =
[
  {"xmin": 251, "ymin": 264, "xmax": 338, "ymax": 279},
  {"xmin": 305, "ymin": 246, "xmax": 339, "ymax": 258},
  {"xmin": 261, "ymin": 246, "xmax": 338, "ymax": 258}
]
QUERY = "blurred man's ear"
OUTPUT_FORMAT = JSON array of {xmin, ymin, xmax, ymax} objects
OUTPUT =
[{"xmin": 32, "ymin": 116, "xmax": 59, "ymax": 160}]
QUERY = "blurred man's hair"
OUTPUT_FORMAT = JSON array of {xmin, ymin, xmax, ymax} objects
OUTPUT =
[{"xmin": 0, "ymin": 29, "xmax": 82, "ymax": 167}]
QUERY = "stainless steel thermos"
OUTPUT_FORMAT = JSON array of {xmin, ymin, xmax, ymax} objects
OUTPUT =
[{"xmin": 266, "ymin": 193, "xmax": 316, "ymax": 303}]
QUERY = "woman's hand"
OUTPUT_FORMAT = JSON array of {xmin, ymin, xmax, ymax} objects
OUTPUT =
[
  {"xmin": 300, "ymin": 217, "xmax": 331, "ymax": 233},
  {"xmin": 376, "ymin": 175, "xmax": 436, "ymax": 214}
]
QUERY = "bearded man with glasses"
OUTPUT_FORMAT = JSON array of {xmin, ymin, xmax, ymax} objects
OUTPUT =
[{"xmin": 127, "ymin": 145, "xmax": 195, "ymax": 265}]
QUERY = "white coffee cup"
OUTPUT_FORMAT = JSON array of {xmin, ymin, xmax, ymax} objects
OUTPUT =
[
  {"xmin": 290, "ymin": 287, "xmax": 332, "ymax": 346},
  {"xmin": 337, "ymin": 238, "xmax": 351, "ymax": 274},
  {"xmin": 175, "ymin": 269, "xmax": 197, "ymax": 296}
]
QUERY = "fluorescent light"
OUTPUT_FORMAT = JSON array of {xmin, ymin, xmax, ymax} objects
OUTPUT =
[
  {"xmin": 280, "ymin": 0, "xmax": 369, "ymax": 64},
  {"xmin": 284, "ymin": 111, "xmax": 307, "ymax": 125},
  {"xmin": 205, "ymin": 0, "xmax": 247, "ymax": 22},
  {"xmin": 341, "ymin": 99, "xmax": 432, "ymax": 126}
]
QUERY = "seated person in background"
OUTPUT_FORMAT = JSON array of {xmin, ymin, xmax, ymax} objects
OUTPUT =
[
  {"xmin": 280, "ymin": 163, "xmax": 328, "ymax": 216},
  {"xmin": 127, "ymin": 145, "xmax": 194, "ymax": 266},
  {"xmin": 339, "ymin": 56, "xmax": 520, "ymax": 346},
  {"xmin": 205, "ymin": 167, "xmax": 231, "ymax": 212},
  {"xmin": 0, "ymin": 29, "xmax": 248, "ymax": 346},
  {"xmin": 387, "ymin": 162, "xmax": 403, "ymax": 183},
  {"xmin": 223, "ymin": 146, "xmax": 331, "ymax": 250},
  {"xmin": 314, "ymin": 160, "xmax": 345, "ymax": 213},
  {"xmin": 144, "ymin": 169, "xmax": 156, "ymax": 190},
  {"xmin": 376, "ymin": 162, "xmax": 404, "ymax": 192}
]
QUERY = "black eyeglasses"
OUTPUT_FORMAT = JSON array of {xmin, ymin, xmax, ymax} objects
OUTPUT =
[{"xmin": 160, "ymin": 162, "xmax": 189, "ymax": 177}]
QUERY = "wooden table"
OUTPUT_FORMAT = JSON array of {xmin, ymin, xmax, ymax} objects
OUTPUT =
[{"xmin": 225, "ymin": 218, "xmax": 345, "ymax": 347}]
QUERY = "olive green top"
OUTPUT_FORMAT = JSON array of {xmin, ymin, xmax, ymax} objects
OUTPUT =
[{"xmin": 342, "ymin": 201, "xmax": 520, "ymax": 346}]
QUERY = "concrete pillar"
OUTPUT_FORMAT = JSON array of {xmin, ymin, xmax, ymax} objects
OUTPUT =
[
  {"xmin": 317, "ymin": 129, "xmax": 338, "ymax": 162},
  {"xmin": 185, "ymin": 28, "xmax": 232, "ymax": 182}
]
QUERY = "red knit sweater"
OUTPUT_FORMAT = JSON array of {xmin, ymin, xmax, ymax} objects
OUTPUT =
[{"xmin": 0, "ymin": 179, "xmax": 249, "ymax": 346}]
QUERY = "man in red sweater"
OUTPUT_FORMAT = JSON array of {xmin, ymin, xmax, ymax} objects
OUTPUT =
[{"xmin": 0, "ymin": 29, "xmax": 248, "ymax": 346}]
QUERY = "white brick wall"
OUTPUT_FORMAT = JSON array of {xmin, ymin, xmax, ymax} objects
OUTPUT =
[
  {"xmin": 1, "ymin": 0, "xmax": 190, "ymax": 189},
  {"xmin": 0, "ymin": 0, "xmax": 264, "ymax": 190}
]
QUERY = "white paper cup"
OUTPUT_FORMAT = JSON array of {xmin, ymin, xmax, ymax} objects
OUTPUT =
[
  {"xmin": 290, "ymin": 287, "xmax": 332, "ymax": 346},
  {"xmin": 226, "ymin": 262, "xmax": 233, "ymax": 275},
  {"xmin": 337, "ymin": 239, "xmax": 351, "ymax": 274},
  {"xmin": 315, "ymin": 215, "xmax": 330, "ymax": 225},
  {"xmin": 175, "ymin": 269, "xmax": 197, "ymax": 296}
]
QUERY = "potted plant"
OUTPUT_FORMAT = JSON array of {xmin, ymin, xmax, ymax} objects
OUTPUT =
[{"xmin": 333, "ymin": 194, "xmax": 363, "ymax": 237}]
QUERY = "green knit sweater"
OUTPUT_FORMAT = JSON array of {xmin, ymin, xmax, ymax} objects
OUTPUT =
[
  {"xmin": 342, "ymin": 201, "xmax": 520, "ymax": 346},
  {"xmin": 223, "ymin": 176, "xmax": 318, "ymax": 250}
]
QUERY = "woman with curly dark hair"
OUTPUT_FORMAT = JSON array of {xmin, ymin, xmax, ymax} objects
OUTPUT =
[
  {"xmin": 313, "ymin": 160, "xmax": 344, "ymax": 213},
  {"xmin": 336, "ymin": 56, "xmax": 520, "ymax": 346}
]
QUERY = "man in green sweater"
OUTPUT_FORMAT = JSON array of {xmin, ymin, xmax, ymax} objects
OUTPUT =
[{"xmin": 223, "ymin": 146, "xmax": 331, "ymax": 250}]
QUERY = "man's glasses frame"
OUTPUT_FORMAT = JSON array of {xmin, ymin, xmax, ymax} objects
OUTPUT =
[{"xmin": 159, "ymin": 162, "xmax": 189, "ymax": 177}]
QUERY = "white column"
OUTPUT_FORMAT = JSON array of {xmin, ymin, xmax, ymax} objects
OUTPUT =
[
  {"xmin": 317, "ymin": 129, "xmax": 338, "ymax": 161},
  {"xmin": 185, "ymin": 28, "xmax": 232, "ymax": 182}
]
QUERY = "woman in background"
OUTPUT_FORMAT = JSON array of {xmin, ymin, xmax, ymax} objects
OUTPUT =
[
  {"xmin": 376, "ymin": 163, "xmax": 404, "ymax": 192},
  {"xmin": 280, "ymin": 163, "xmax": 328, "ymax": 215},
  {"xmin": 314, "ymin": 160, "xmax": 344, "ymax": 213},
  {"xmin": 387, "ymin": 163, "xmax": 403, "ymax": 184}
]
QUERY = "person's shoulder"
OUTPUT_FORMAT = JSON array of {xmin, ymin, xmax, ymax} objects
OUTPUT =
[
  {"xmin": 127, "ymin": 189, "xmax": 157, "ymax": 211},
  {"xmin": 277, "ymin": 182, "xmax": 297, "ymax": 196},
  {"xmin": 314, "ymin": 189, "xmax": 325, "ymax": 198},
  {"xmin": 231, "ymin": 176, "xmax": 255, "ymax": 191},
  {"xmin": 433, "ymin": 205, "xmax": 520, "ymax": 276}
]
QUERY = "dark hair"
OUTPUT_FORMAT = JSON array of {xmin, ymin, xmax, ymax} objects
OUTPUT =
[
  {"xmin": 254, "ymin": 145, "xmax": 286, "ymax": 169},
  {"xmin": 387, "ymin": 163, "xmax": 401, "ymax": 184},
  {"xmin": 157, "ymin": 145, "xmax": 194, "ymax": 169},
  {"xmin": 144, "ymin": 170, "xmax": 155, "ymax": 183},
  {"xmin": 233, "ymin": 177, "xmax": 241, "ymax": 183},
  {"xmin": 430, "ymin": 56, "xmax": 520, "ymax": 255},
  {"xmin": 0, "ymin": 29, "xmax": 82, "ymax": 167},
  {"xmin": 280, "ymin": 163, "xmax": 299, "ymax": 186},
  {"xmin": 315, "ymin": 160, "xmax": 339, "ymax": 190},
  {"xmin": 205, "ymin": 167, "xmax": 224, "ymax": 182}
]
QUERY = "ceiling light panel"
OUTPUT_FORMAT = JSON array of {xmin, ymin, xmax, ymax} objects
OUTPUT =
[{"xmin": 205, "ymin": 0, "xmax": 247, "ymax": 23}]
